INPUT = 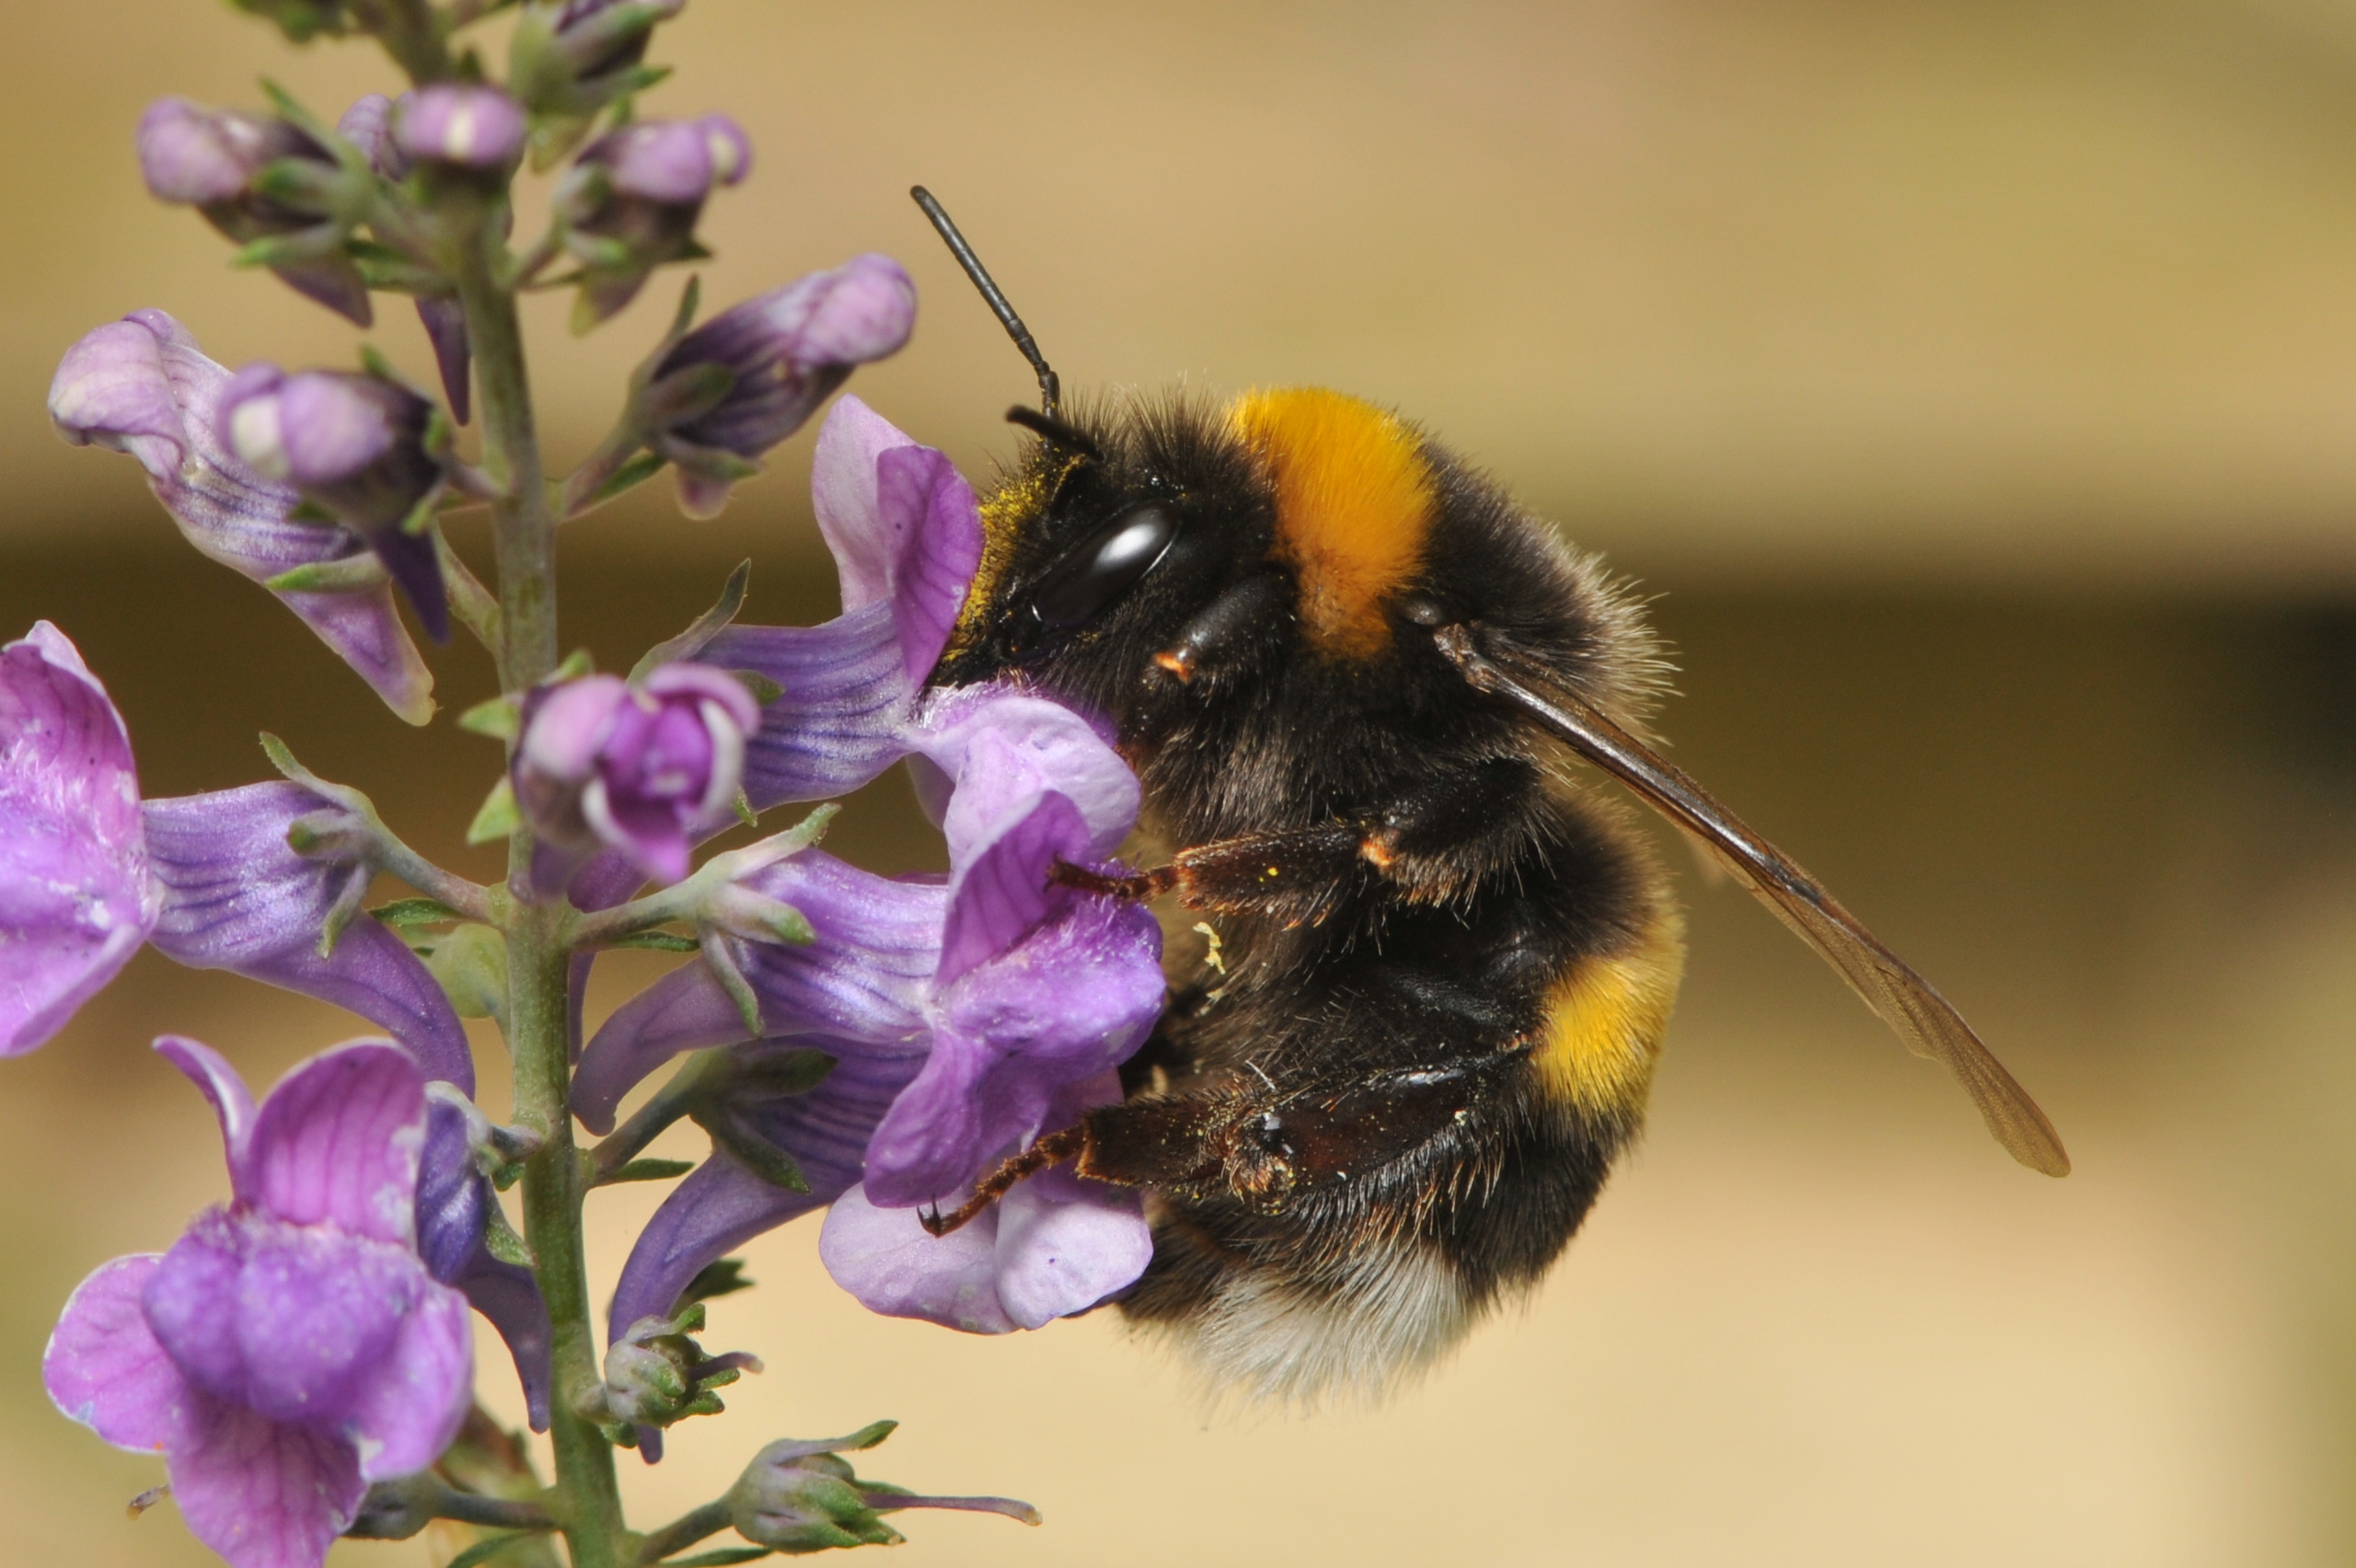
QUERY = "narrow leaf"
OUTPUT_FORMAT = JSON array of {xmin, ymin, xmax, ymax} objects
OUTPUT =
[
  {"xmin": 467, "ymin": 778, "xmax": 522, "ymax": 845},
  {"xmin": 629, "ymin": 559, "xmax": 751, "ymax": 681},
  {"xmin": 605, "ymin": 1158, "xmax": 695, "ymax": 1183}
]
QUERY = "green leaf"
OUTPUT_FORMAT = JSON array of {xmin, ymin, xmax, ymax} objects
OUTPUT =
[
  {"xmin": 693, "ymin": 1108, "xmax": 809, "ymax": 1193},
  {"xmin": 732, "ymin": 672, "xmax": 783, "ymax": 706},
  {"xmin": 481, "ymin": 1202, "xmax": 535, "ymax": 1268},
  {"xmin": 265, "ymin": 555, "xmax": 389, "ymax": 594},
  {"xmin": 467, "ymin": 778, "xmax": 522, "ymax": 846},
  {"xmin": 581, "ymin": 448, "xmax": 667, "ymax": 512},
  {"xmin": 629, "ymin": 559, "xmax": 751, "ymax": 681},
  {"xmin": 653, "ymin": 1551, "xmax": 770, "ymax": 1568},
  {"xmin": 605, "ymin": 1158, "xmax": 694, "ymax": 1183},
  {"xmin": 553, "ymin": 648, "xmax": 597, "ymax": 683},
  {"xmin": 442, "ymin": 1530, "xmax": 555, "ymax": 1568},
  {"xmin": 675, "ymin": 1256, "xmax": 755, "ymax": 1309}
]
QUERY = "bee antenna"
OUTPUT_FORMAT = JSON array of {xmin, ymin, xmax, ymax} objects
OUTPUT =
[
  {"xmin": 1004, "ymin": 404, "xmax": 1104, "ymax": 463},
  {"xmin": 909, "ymin": 185, "xmax": 1062, "ymax": 418}
]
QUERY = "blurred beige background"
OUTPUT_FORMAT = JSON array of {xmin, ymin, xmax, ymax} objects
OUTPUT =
[{"xmin": 5, "ymin": 2, "xmax": 2355, "ymax": 1566}]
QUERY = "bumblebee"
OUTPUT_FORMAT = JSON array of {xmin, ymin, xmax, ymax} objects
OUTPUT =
[{"xmin": 907, "ymin": 190, "xmax": 2069, "ymax": 1404}]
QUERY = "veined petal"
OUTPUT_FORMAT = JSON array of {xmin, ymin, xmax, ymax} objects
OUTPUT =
[
  {"xmin": 707, "ymin": 604, "xmax": 918, "ymax": 812},
  {"xmin": 575, "ymin": 851, "xmax": 941, "ymax": 1132},
  {"xmin": 874, "ymin": 444, "xmax": 983, "ymax": 682},
  {"xmin": 237, "ymin": 1040, "xmax": 425, "ymax": 1242},
  {"xmin": 44, "ymin": 1253, "xmax": 202, "ymax": 1453},
  {"xmin": 156, "ymin": 1034, "xmax": 257, "ymax": 1167},
  {"xmin": 0, "ymin": 622, "xmax": 157, "ymax": 1054},
  {"xmin": 809, "ymin": 396, "xmax": 916, "ymax": 609},
  {"xmin": 418, "ymin": 1098, "xmax": 549, "ymax": 1430},
  {"xmin": 48, "ymin": 313, "xmax": 433, "ymax": 724},
  {"xmin": 606, "ymin": 1046, "xmax": 919, "ymax": 1342},
  {"xmin": 143, "ymin": 785, "xmax": 473, "ymax": 1090},
  {"xmin": 167, "ymin": 1400, "xmax": 364, "ymax": 1568}
]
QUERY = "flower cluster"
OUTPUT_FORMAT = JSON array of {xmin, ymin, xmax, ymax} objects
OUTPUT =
[{"xmin": 19, "ymin": 12, "xmax": 1160, "ymax": 1552}]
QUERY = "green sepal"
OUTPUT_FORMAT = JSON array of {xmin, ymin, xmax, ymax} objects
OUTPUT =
[
  {"xmin": 605, "ymin": 1158, "xmax": 695, "ymax": 1183},
  {"xmin": 481, "ymin": 1201, "xmax": 536, "ymax": 1269},
  {"xmin": 372, "ymin": 897, "xmax": 465, "ymax": 931},
  {"xmin": 286, "ymin": 498, "xmax": 341, "ymax": 525},
  {"xmin": 265, "ymin": 555, "xmax": 388, "ymax": 594},
  {"xmin": 692, "ymin": 1107, "xmax": 810, "ymax": 1193},
  {"xmin": 229, "ymin": 226, "xmax": 341, "ymax": 269},
  {"xmin": 609, "ymin": 929, "xmax": 700, "ymax": 952},
  {"xmin": 553, "ymin": 648, "xmax": 597, "ymax": 683},
  {"xmin": 731, "ymin": 789, "xmax": 758, "ymax": 830},
  {"xmin": 579, "ymin": 449, "xmax": 667, "ymax": 512},
  {"xmin": 459, "ymin": 695, "xmax": 523, "ymax": 741},
  {"xmin": 442, "ymin": 1531, "xmax": 555, "ymax": 1568},
  {"xmin": 675, "ymin": 1256, "xmax": 755, "ymax": 1311},
  {"xmin": 653, "ymin": 1551, "xmax": 770, "ymax": 1568},
  {"xmin": 699, "ymin": 930, "xmax": 764, "ymax": 1037},
  {"xmin": 467, "ymin": 778, "xmax": 522, "ymax": 845},
  {"xmin": 732, "ymin": 672, "xmax": 783, "ymax": 706},
  {"xmin": 630, "ymin": 560, "xmax": 751, "ymax": 680},
  {"xmin": 422, "ymin": 923, "xmax": 510, "ymax": 1021},
  {"xmin": 731, "ymin": 1049, "xmax": 836, "ymax": 1101}
]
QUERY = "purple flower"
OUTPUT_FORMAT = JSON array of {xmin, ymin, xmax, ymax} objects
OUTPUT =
[
  {"xmin": 578, "ymin": 687, "xmax": 1161, "ymax": 1344},
  {"xmin": 217, "ymin": 364, "xmax": 451, "ymax": 640},
  {"xmin": 515, "ymin": 662, "xmax": 760, "ymax": 894},
  {"xmin": 0, "ymin": 623, "xmax": 472, "ymax": 1085},
  {"xmin": 49, "ymin": 312, "xmax": 435, "ymax": 723},
  {"xmin": 649, "ymin": 259, "xmax": 916, "ymax": 518},
  {"xmin": 0, "ymin": 624, "xmax": 156, "ymax": 1055},
  {"xmin": 135, "ymin": 98, "xmax": 371, "ymax": 326},
  {"xmin": 394, "ymin": 86, "xmax": 526, "ymax": 170},
  {"xmin": 44, "ymin": 1038, "xmax": 473, "ymax": 1568},
  {"xmin": 416, "ymin": 1095, "xmax": 550, "ymax": 1429},
  {"xmin": 557, "ymin": 115, "xmax": 753, "ymax": 328},
  {"xmin": 513, "ymin": 0, "xmax": 687, "ymax": 121}
]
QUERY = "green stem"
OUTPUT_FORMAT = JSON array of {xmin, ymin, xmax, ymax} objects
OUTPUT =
[{"xmin": 453, "ymin": 176, "xmax": 633, "ymax": 1568}]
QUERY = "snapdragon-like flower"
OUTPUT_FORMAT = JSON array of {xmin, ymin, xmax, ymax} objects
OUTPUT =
[
  {"xmin": 725, "ymin": 1423, "xmax": 1039, "ymax": 1551},
  {"xmin": 573, "ymin": 398, "xmax": 1161, "ymax": 1347},
  {"xmin": 647, "ymin": 259, "xmax": 915, "ymax": 518},
  {"xmin": 45, "ymin": 1039, "xmax": 474, "ymax": 1568},
  {"xmin": 558, "ymin": 114, "xmax": 751, "ymax": 328},
  {"xmin": 135, "ymin": 98, "xmax": 371, "ymax": 325},
  {"xmin": 516, "ymin": 662, "xmax": 760, "ymax": 894},
  {"xmin": 216, "ymin": 363, "xmax": 453, "ymax": 640},
  {"xmin": 0, "ymin": 623, "xmax": 472, "ymax": 1085},
  {"xmin": 394, "ymin": 85, "xmax": 527, "ymax": 171},
  {"xmin": 49, "ymin": 312, "xmax": 435, "ymax": 723}
]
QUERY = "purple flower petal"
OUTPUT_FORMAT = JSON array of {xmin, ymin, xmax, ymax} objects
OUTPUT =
[
  {"xmin": 395, "ymin": 86, "xmax": 525, "ymax": 168},
  {"xmin": 236, "ymin": 1040, "xmax": 424, "ymax": 1242},
  {"xmin": 48, "ymin": 314, "xmax": 434, "ymax": 724},
  {"xmin": 156, "ymin": 1034, "xmax": 257, "ymax": 1164},
  {"xmin": 335, "ymin": 94, "xmax": 405, "ymax": 180},
  {"xmin": 414, "ymin": 298, "xmax": 470, "ymax": 424},
  {"xmin": 808, "ymin": 395, "xmax": 920, "ymax": 613},
  {"xmin": 418, "ymin": 1099, "xmax": 549, "ymax": 1429},
  {"xmin": 137, "ymin": 98, "xmax": 258, "ymax": 204},
  {"xmin": 908, "ymin": 684, "xmax": 1139, "ymax": 864},
  {"xmin": 342, "ymin": 1280, "xmax": 471, "ymax": 1477},
  {"xmin": 168, "ymin": 1401, "xmax": 364, "ymax": 1568},
  {"xmin": 991, "ymin": 1164, "xmax": 1153, "ymax": 1331},
  {"xmin": 709, "ymin": 605, "xmax": 916, "ymax": 811},
  {"xmin": 934, "ymin": 788, "xmax": 1085, "ymax": 988},
  {"xmin": 576, "ymin": 852, "xmax": 941, "ymax": 1130},
  {"xmin": 606, "ymin": 1048, "xmax": 920, "ymax": 1339},
  {"xmin": 0, "ymin": 622, "xmax": 157, "ymax": 1054},
  {"xmin": 143, "ymin": 785, "xmax": 473, "ymax": 1091},
  {"xmin": 816, "ymin": 1185, "xmax": 1016, "ymax": 1334},
  {"xmin": 44, "ymin": 1254, "xmax": 199, "ymax": 1452}
]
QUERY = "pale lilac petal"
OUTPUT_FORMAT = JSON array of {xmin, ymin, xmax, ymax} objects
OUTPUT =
[
  {"xmin": 816, "ymin": 1186, "xmax": 1017, "ymax": 1335},
  {"xmin": 808, "ymin": 395, "xmax": 919, "ymax": 612},
  {"xmin": 519, "ymin": 675, "xmax": 629, "ymax": 783},
  {"xmin": 991, "ymin": 1164, "xmax": 1152, "ymax": 1331},
  {"xmin": 867, "ymin": 892, "xmax": 1161, "ymax": 1209},
  {"xmin": 343, "ymin": 1281, "xmax": 471, "ymax": 1478},
  {"xmin": 451, "ymin": 1259, "xmax": 550, "ymax": 1433},
  {"xmin": 168, "ymin": 1401, "xmax": 364, "ymax": 1568},
  {"xmin": 238, "ymin": 1040, "xmax": 425, "ymax": 1241},
  {"xmin": 141, "ymin": 1213, "xmax": 248, "ymax": 1404},
  {"xmin": 909, "ymin": 685, "xmax": 1139, "ymax": 862},
  {"xmin": 606, "ymin": 1048, "xmax": 919, "ymax": 1338},
  {"xmin": 576, "ymin": 850, "xmax": 941, "ymax": 1128},
  {"xmin": 142, "ymin": 786, "xmax": 473, "ymax": 1091},
  {"xmin": 935, "ymin": 789, "xmax": 1085, "ymax": 987},
  {"xmin": 48, "ymin": 313, "xmax": 434, "ymax": 724},
  {"xmin": 395, "ymin": 85, "xmax": 525, "ymax": 168},
  {"xmin": 0, "ymin": 622, "xmax": 157, "ymax": 1054},
  {"xmin": 234, "ymin": 1227, "xmax": 421, "ymax": 1424},
  {"xmin": 44, "ymin": 1254, "xmax": 201, "ymax": 1453},
  {"xmin": 156, "ymin": 1034, "xmax": 257, "ymax": 1164},
  {"xmin": 708, "ymin": 604, "xmax": 917, "ymax": 811}
]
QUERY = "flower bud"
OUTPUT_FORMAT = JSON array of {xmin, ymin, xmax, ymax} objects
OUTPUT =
[
  {"xmin": 726, "ymin": 1424, "xmax": 1040, "ymax": 1552},
  {"xmin": 337, "ymin": 97, "xmax": 475, "ymax": 423},
  {"xmin": 580, "ymin": 1303, "xmax": 758, "ymax": 1443},
  {"xmin": 514, "ymin": 663, "xmax": 761, "ymax": 892},
  {"xmin": 227, "ymin": 0, "xmax": 350, "ymax": 44},
  {"xmin": 511, "ymin": 0, "xmax": 686, "ymax": 151},
  {"xmin": 649, "ymin": 255, "xmax": 916, "ymax": 516},
  {"xmin": 217, "ymin": 365, "xmax": 451, "ymax": 639},
  {"xmin": 395, "ymin": 85, "xmax": 527, "ymax": 170},
  {"xmin": 135, "ymin": 98, "xmax": 372, "ymax": 325},
  {"xmin": 556, "ymin": 115, "xmax": 749, "ymax": 327}
]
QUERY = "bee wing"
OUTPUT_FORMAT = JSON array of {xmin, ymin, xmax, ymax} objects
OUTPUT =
[{"xmin": 1435, "ymin": 628, "xmax": 2069, "ymax": 1178}]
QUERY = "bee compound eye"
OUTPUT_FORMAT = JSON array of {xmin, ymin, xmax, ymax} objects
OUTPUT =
[{"xmin": 1028, "ymin": 503, "xmax": 1180, "ymax": 630}]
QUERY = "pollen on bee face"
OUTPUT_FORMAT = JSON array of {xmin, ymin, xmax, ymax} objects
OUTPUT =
[{"xmin": 1225, "ymin": 387, "xmax": 1436, "ymax": 661}]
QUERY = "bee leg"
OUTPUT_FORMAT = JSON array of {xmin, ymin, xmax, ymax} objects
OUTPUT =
[
  {"xmin": 919, "ymin": 1124, "xmax": 1092, "ymax": 1237},
  {"xmin": 1100, "ymin": 757, "xmax": 1549, "ymax": 924}
]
